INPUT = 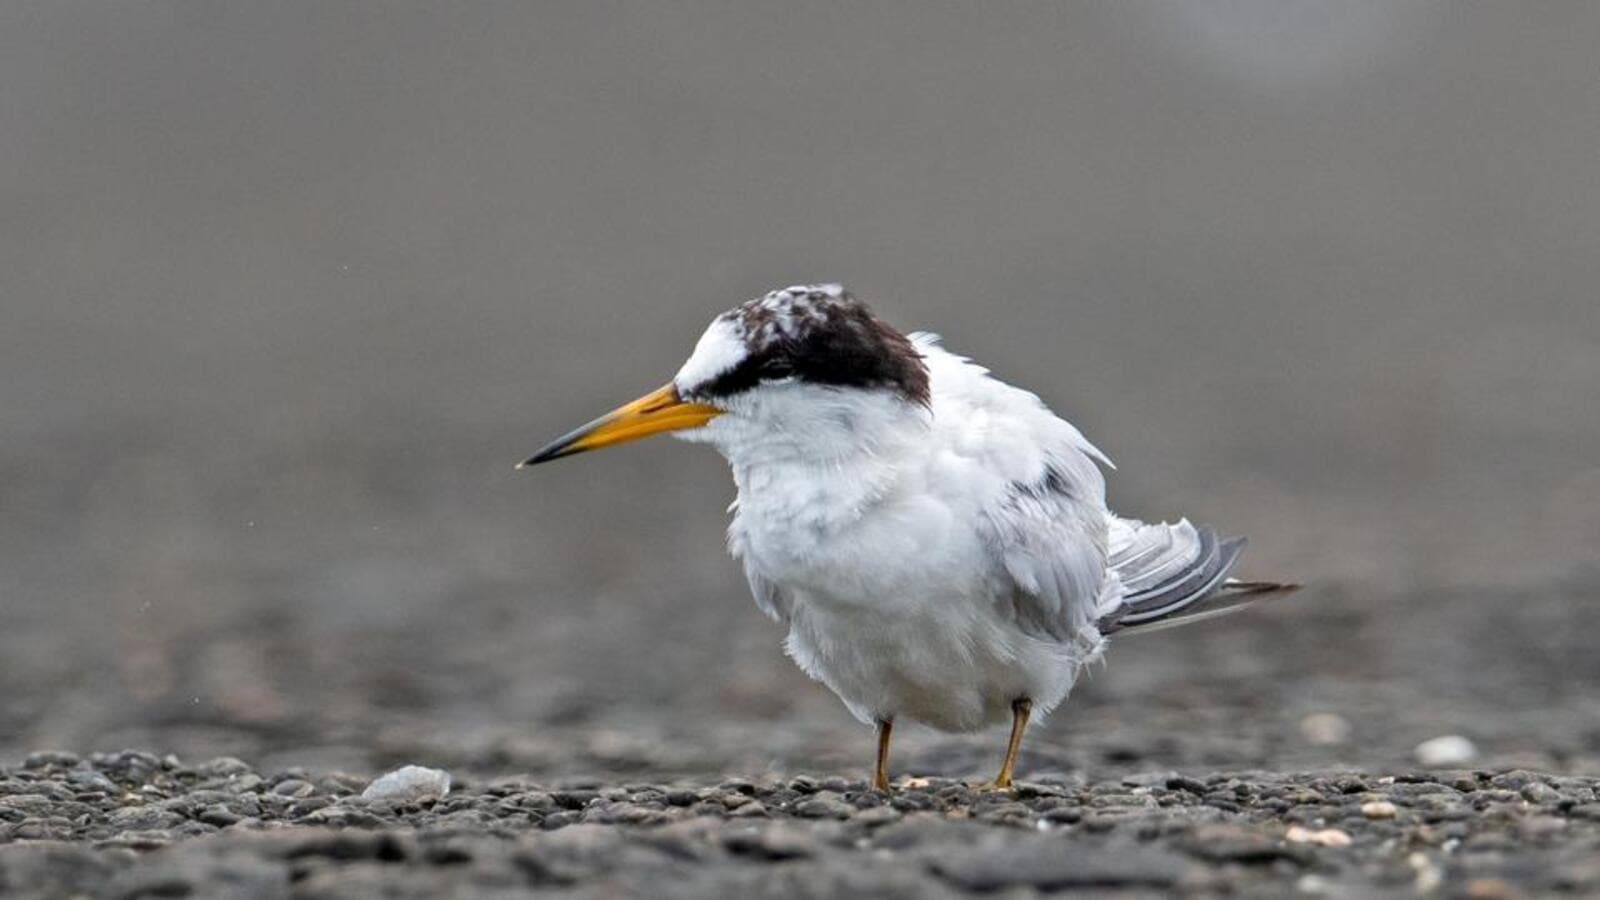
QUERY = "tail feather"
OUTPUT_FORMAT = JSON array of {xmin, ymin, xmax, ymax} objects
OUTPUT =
[
  {"xmin": 1106, "ymin": 579, "xmax": 1300, "ymax": 635},
  {"xmin": 1099, "ymin": 516, "xmax": 1297, "ymax": 634}
]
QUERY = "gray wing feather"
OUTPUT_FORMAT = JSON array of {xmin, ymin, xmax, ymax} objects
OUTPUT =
[{"xmin": 981, "ymin": 461, "xmax": 1114, "ymax": 644}]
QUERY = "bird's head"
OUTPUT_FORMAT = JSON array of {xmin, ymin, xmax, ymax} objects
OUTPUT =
[{"xmin": 520, "ymin": 284, "xmax": 930, "ymax": 468}]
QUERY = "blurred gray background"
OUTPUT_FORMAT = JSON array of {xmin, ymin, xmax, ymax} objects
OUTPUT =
[{"xmin": 3, "ymin": 3, "xmax": 1597, "ymax": 778}]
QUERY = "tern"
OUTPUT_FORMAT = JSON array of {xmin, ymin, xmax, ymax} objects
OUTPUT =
[{"xmin": 521, "ymin": 284, "xmax": 1295, "ymax": 790}]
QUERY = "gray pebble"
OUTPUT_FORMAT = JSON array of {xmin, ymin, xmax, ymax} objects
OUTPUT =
[
  {"xmin": 1520, "ymin": 782, "xmax": 1561, "ymax": 804},
  {"xmin": 271, "ymin": 778, "xmax": 316, "ymax": 798},
  {"xmin": 195, "ymin": 757, "xmax": 253, "ymax": 778},
  {"xmin": 794, "ymin": 795, "xmax": 854, "ymax": 819}
]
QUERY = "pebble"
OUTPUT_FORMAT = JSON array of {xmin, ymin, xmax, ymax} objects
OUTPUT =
[
  {"xmin": 1414, "ymin": 735, "xmax": 1479, "ymax": 767},
  {"xmin": 1361, "ymin": 800, "xmax": 1398, "ymax": 819},
  {"xmin": 361, "ymin": 765, "xmax": 452, "ymax": 804},
  {"xmin": 793, "ymin": 795, "xmax": 853, "ymax": 819},
  {"xmin": 196, "ymin": 757, "xmax": 253, "ymax": 778},
  {"xmin": 271, "ymin": 778, "xmax": 316, "ymax": 798},
  {"xmin": 1286, "ymin": 825, "xmax": 1353, "ymax": 848},
  {"xmin": 1520, "ymin": 782, "xmax": 1561, "ymax": 804}
]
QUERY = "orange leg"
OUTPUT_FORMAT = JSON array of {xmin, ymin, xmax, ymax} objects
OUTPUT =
[
  {"xmin": 873, "ymin": 718, "xmax": 894, "ymax": 792},
  {"xmin": 990, "ymin": 698, "xmax": 1033, "ymax": 789}
]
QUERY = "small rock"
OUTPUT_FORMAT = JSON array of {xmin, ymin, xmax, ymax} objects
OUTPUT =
[
  {"xmin": 1166, "ymin": 775, "xmax": 1209, "ymax": 794},
  {"xmin": 1361, "ymin": 800, "xmax": 1398, "ymax": 819},
  {"xmin": 1286, "ymin": 825, "xmax": 1352, "ymax": 848},
  {"xmin": 360, "ymin": 765, "xmax": 451, "ymax": 804},
  {"xmin": 1520, "ymin": 782, "xmax": 1561, "ymax": 804},
  {"xmin": 196, "ymin": 757, "xmax": 253, "ymax": 778},
  {"xmin": 1414, "ymin": 735, "xmax": 1478, "ymax": 767},
  {"xmin": 581, "ymin": 800, "xmax": 671, "ymax": 826},
  {"xmin": 717, "ymin": 791, "xmax": 753, "ymax": 810},
  {"xmin": 793, "ymin": 795, "xmax": 852, "ymax": 819},
  {"xmin": 197, "ymin": 805, "xmax": 240, "ymax": 827},
  {"xmin": 1489, "ymin": 770, "xmax": 1547, "ymax": 791},
  {"xmin": 272, "ymin": 778, "xmax": 316, "ymax": 798},
  {"xmin": 1299, "ymin": 713, "xmax": 1353, "ymax": 746},
  {"xmin": 662, "ymin": 790, "xmax": 699, "ymax": 807},
  {"xmin": 852, "ymin": 805, "xmax": 901, "ymax": 826}
]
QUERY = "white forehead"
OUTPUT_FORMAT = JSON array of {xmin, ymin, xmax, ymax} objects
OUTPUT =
[{"xmin": 673, "ymin": 316, "xmax": 748, "ymax": 391}]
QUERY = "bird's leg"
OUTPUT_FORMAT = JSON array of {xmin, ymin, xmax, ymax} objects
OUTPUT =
[
  {"xmin": 987, "ymin": 697, "xmax": 1033, "ymax": 790},
  {"xmin": 873, "ymin": 718, "xmax": 894, "ymax": 792}
]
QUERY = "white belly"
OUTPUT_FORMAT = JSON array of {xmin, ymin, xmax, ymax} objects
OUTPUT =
[{"xmin": 781, "ymin": 587, "xmax": 1092, "ymax": 732}]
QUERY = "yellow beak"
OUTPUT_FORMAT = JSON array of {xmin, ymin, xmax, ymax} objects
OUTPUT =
[{"xmin": 518, "ymin": 383, "xmax": 722, "ymax": 467}]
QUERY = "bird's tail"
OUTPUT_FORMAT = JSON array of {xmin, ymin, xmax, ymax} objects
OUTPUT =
[
  {"xmin": 1096, "ymin": 517, "xmax": 1299, "ymax": 635},
  {"xmin": 1105, "ymin": 578, "xmax": 1299, "ymax": 635}
]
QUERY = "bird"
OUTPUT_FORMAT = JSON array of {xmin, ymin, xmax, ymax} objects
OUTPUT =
[{"xmin": 520, "ymin": 284, "xmax": 1296, "ymax": 791}]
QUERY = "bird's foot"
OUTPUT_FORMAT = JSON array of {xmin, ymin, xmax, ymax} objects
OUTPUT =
[{"xmin": 970, "ymin": 778, "xmax": 1017, "ymax": 794}]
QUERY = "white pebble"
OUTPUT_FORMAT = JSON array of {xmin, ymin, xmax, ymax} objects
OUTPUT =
[
  {"xmin": 1361, "ymin": 800, "xmax": 1398, "ymax": 819},
  {"xmin": 1298, "ymin": 712, "xmax": 1353, "ymax": 746},
  {"xmin": 361, "ymin": 765, "xmax": 452, "ymax": 803},
  {"xmin": 1413, "ymin": 735, "xmax": 1478, "ymax": 767},
  {"xmin": 1286, "ymin": 825, "xmax": 1352, "ymax": 848}
]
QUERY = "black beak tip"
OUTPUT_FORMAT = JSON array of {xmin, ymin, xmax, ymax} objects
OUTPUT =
[{"xmin": 518, "ymin": 441, "xmax": 576, "ymax": 469}]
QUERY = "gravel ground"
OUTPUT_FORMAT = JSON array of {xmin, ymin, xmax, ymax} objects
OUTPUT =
[
  {"xmin": 4, "ymin": 750, "xmax": 1599, "ymax": 898},
  {"xmin": 6, "ymin": 578, "xmax": 1600, "ymax": 897}
]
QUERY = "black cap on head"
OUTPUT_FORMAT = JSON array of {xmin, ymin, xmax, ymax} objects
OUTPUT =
[{"xmin": 689, "ymin": 285, "xmax": 930, "ymax": 405}]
